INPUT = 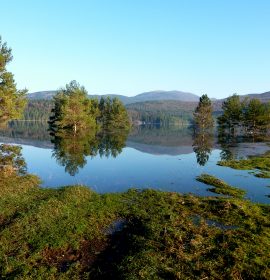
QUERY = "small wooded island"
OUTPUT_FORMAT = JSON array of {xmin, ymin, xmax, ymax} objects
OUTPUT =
[
  {"xmin": 49, "ymin": 80, "xmax": 130, "ymax": 134},
  {"xmin": 0, "ymin": 37, "xmax": 270, "ymax": 279}
]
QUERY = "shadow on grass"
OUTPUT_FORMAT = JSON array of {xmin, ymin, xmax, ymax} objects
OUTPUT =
[{"xmin": 89, "ymin": 218, "xmax": 147, "ymax": 279}]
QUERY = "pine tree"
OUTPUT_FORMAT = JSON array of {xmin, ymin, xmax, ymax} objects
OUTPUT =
[
  {"xmin": 193, "ymin": 94, "xmax": 214, "ymax": 131},
  {"xmin": 107, "ymin": 98, "xmax": 130, "ymax": 130},
  {"xmin": 217, "ymin": 94, "xmax": 243, "ymax": 131},
  {"xmin": 243, "ymin": 99, "xmax": 265, "ymax": 133},
  {"xmin": 100, "ymin": 97, "xmax": 130, "ymax": 131},
  {"xmin": 0, "ymin": 37, "xmax": 27, "ymax": 124},
  {"xmin": 49, "ymin": 81, "xmax": 98, "ymax": 133}
]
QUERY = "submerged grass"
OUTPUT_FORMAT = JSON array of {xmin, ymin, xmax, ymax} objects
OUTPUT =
[
  {"xmin": 196, "ymin": 173, "xmax": 246, "ymax": 198},
  {"xmin": 0, "ymin": 174, "xmax": 269, "ymax": 279},
  {"xmin": 218, "ymin": 150, "xmax": 270, "ymax": 178}
]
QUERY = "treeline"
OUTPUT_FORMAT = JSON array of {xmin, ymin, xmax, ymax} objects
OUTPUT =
[
  {"xmin": 23, "ymin": 99, "xmax": 196, "ymax": 125},
  {"xmin": 218, "ymin": 94, "xmax": 270, "ymax": 134},
  {"xmin": 23, "ymin": 100, "xmax": 53, "ymax": 121},
  {"xmin": 127, "ymin": 101, "xmax": 195, "ymax": 125},
  {"xmin": 49, "ymin": 81, "xmax": 130, "ymax": 133}
]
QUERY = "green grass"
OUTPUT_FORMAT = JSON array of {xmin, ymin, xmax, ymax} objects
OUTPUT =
[
  {"xmin": 196, "ymin": 173, "xmax": 246, "ymax": 198},
  {"xmin": 0, "ymin": 174, "xmax": 269, "ymax": 279},
  {"xmin": 218, "ymin": 150, "xmax": 270, "ymax": 178}
]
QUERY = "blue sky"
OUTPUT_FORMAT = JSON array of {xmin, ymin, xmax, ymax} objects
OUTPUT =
[{"xmin": 1, "ymin": 0, "xmax": 269, "ymax": 98}]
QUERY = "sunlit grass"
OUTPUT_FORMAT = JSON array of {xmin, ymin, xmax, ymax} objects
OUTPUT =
[{"xmin": 0, "ymin": 174, "xmax": 269, "ymax": 279}]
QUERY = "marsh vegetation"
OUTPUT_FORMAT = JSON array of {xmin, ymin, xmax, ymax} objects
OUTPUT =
[{"xmin": 0, "ymin": 165, "xmax": 269, "ymax": 279}]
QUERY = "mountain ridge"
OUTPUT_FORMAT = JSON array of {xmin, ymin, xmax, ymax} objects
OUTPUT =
[
  {"xmin": 27, "ymin": 90, "xmax": 270, "ymax": 104},
  {"xmin": 27, "ymin": 90, "xmax": 200, "ymax": 103}
]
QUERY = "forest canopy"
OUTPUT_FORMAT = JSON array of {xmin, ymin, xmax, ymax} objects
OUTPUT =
[
  {"xmin": 49, "ymin": 81, "xmax": 130, "ymax": 134},
  {"xmin": 0, "ymin": 37, "xmax": 27, "ymax": 124},
  {"xmin": 218, "ymin": 94, "xmax": 270, "ymax": 134}
]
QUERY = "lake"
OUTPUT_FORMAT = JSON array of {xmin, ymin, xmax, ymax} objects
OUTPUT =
[{"xmin": 0, "ymin": 121, "xmax": 269, "ymax": 203}]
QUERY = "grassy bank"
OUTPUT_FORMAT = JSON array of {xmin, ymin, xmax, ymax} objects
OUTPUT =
[
  {"xmin": 218, "ymin": 150, "xmax": 270, "ymax": 178},
  {"xmin": 0, "ymin": 174, "xmax": 270, "ymax": 279}
]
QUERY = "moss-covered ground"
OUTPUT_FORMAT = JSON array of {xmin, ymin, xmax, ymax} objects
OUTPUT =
[
  {"xmin": 218, "ymin": 150, "xmax": 270, "ymax": 178},
  {"xmin": 196, "ymin": 173, "xmax": 246, "ymax": 198},
  {"xmin": 0, "ymin": 173, "xmax": 269, "ymax": 279}
]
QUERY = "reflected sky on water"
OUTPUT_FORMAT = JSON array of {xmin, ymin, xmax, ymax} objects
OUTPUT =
[{"xmin": 0, "ymin": 122, "xmax": 269, "ymax": 203}]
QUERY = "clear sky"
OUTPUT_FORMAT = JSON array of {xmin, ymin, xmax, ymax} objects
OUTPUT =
[{"xmin": 1, "ymin": 0, "xmax": 269, "ymax": 98}]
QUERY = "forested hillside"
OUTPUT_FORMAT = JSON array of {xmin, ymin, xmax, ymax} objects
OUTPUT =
[
  {"xmin": 23, "ymin": 100, "xmax": 197, "ymax": 125},
  {"xmin": 127, "ymin": 100, "xmax": 196, "ymax": 125},
  {"xmin": 22, "ymin": 92, "xmax": 270, "ymax": 125},
  {"xmin": 23, "ymin": 100, "xmax": 53, "ymax": 121}
]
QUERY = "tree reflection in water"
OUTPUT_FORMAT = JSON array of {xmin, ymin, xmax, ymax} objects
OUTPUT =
[
  {"xmin": 51, "ymin": 130, "xmax": 129, "ymax": 176},
  {"xmin": 192, "ymin": 131, "xmax": 214, "ymax": 166},
  {"xmin": 0, "ymin": 144, "xmax": 27, "ymax": 176}
]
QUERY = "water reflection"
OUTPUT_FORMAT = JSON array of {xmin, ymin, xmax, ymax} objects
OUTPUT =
[
  {"xmin": 192, "ymin": 131, "xmax": 214, "ymax": 166},
  {"xmin": 217, "ymin": 132, "xmax": 270, "ymax": 160},
  {"xmin": 51, "ymin": 130, "xmax": 128, "ymax": 176},
  {"xmin": 0, "ymin": 144, "xmax": 27, "ymax": 176},
  {"xmin": 0, "ymin": 122, "xmax": 269, "ymax": 202},
  {"xmin": 0, "ymin": 120, "xmax": 50, "ymax": 140}
]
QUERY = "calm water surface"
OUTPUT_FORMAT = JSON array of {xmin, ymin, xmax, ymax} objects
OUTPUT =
[{"xmin": 1, "ymin": 122, "xmax": 269, "ymax": 203}]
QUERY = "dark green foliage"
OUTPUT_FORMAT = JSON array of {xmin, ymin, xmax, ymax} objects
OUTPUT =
[
  {"xmin": 243, "ymin": 99, "xmax": 270, "ymax": 133},
  {"xmin": 99, "ymin": 96, "xmax": 130, "ymax": 131},
  {"xmin": 218, "ymin": 94, "xmax": 243, "ymax": 131},
  {"xmin": 193, "ymin": 94, "xmax": 214, "ymax": 131},
  {"xmin": 218, "ymin": 94, "xmax": 270, "ymax": 135},
  {"xmin": 0, "ymin": 37, "xmax": 27, "ymax": 124}
]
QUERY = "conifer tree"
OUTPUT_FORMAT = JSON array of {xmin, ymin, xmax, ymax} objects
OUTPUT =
[
  {"xmin": 0, "ymin": 37, "xmax": 27, "ymax": 124},
  {"xmin": 107, "ymin": 98, "xmax": 130, "ymax": 130},
  {"xmin": 49, "ymin": 81, "xmax": 98, "ymax": 133},
  {"xmin": 243, "ymin": 99, "xmax": 265, "ymax": 132},
  {"xmin": 217, "ymin": 94, "xmax": 243, "ymax": 131},
  {"xmin": 193, "ymin": 94, "xmax": 214, "ymax": 131}
]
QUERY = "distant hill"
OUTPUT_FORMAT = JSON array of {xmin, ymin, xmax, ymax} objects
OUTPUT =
[
  {"xmin": 27, "ymin": 90, "xmax": 200, "ymax": 103},
  {"xmin": 27, "ymin": 91, "xmax": 57, "ymax": 100},
  {"xmin": 129, "ymin": 90, "xmax": 199, "ymax": 103},
  {"xmin": 241, "ymin": 91, "xmax": 270, "ymax": 102},
  {"xmin": 27, "ymin": 89, "xmax": 270, "ymax": 104}
]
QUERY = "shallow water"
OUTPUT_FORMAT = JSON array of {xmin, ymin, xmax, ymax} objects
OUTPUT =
[{"xmin": 0, "ymin": 122, "xmax": 269, "ymax": 203}]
